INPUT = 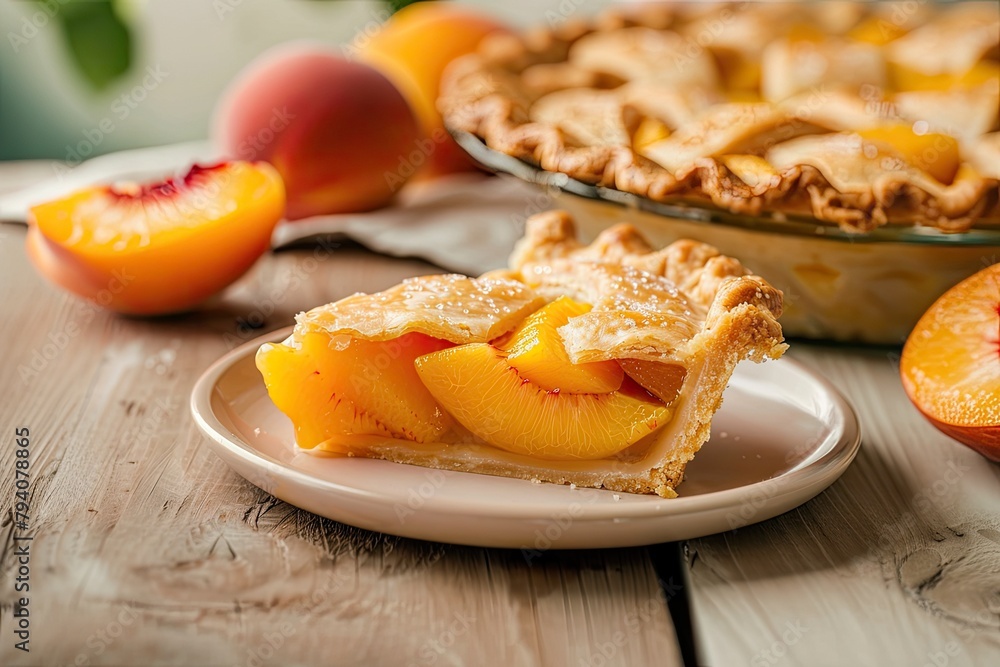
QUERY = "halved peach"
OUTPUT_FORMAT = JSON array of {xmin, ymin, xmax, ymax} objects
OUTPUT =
[
  {"xmin": 901, "ymin": 264, "xmax": 1000, "ymax": 462},
  {"xmin": 501, "ymin": 296, "xmax": 624, "ymax": 394},
  {"xmin": 26, "ymin": 162, "xmax": 284, "ymax": 315},
  {"xmin": 415, "ymin": 343, "xmax": 669, "ymax": 460},
  {"xmin": 257, "ymin": 331, "xmax": 454, "ymax": 448}
]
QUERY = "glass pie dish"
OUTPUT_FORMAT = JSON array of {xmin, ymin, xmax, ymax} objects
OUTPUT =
[
  {"xmin": 438, "ymin": 1, "xmax": 1000, "ymax": 345},
  {"xmin": 454, "ymin": 130, "xmax": 1000, "ymax": 344}
]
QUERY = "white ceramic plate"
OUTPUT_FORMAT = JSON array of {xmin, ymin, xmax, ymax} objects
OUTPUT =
[{"xmin": 191, "ymin": 328, "xmax": 860, "ymax": 549}]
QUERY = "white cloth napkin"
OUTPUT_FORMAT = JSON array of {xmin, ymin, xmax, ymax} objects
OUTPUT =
[
  {"xmin": 0, "ymin": 141, "xmax": 544, "ymax": 275},
  {"xmin": 271, "ymin": 173, "xmax": 539, "ymax": 274}
]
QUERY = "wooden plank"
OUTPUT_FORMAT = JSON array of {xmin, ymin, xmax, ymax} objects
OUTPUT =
[
  {"xmin": 686, "ymin": 343, "xmax": 1000, "ymax": 666},
  {"xmin": 0, "ymin": 222, "xmax": 682, "ymax": 667}
]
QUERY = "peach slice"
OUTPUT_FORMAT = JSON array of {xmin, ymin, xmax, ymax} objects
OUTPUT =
[
  {"xmin": 858, "ymin": 124, "xmax": 960, "ymax": 184},
  {"xmin": 632, "ymin": 117, "xmax": 671, "ymax": 154},
  {"xmin": 888, "ymin": 61, "xmax": 1000, "ymax": 92},
  {"xmin": 618, "ymin": 359, "xmax": 688, "ymax": 405},
  {"xmin": 415, "ymin": 344, "xmax": 669, "ymax": 460},
  {"xmin": 502, "ymin": 296, "xmax": 624, "ymax": 394},
  {"xmin": 720, "ymin": 154, "xmax": 781, "ymax": 190},
  {"xmin": 901, "ymin": 264, "xmax": 1000, "ymax": 462},
  {"xmin": 257, "ymin": 332, "xmax": 454, "ymax": 449},
  {"xmin": 848, "ymin": 17, "xmax": 909, "ymax": 45},
  {"xmin": 26, "ymin": 162, "xmax": 284, "ymax": 315}
]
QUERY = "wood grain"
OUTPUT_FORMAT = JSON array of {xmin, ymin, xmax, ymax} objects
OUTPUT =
[
  {"xmin": 686, "ymin": 344, "xmax": 1000, "ymax": 667},
  {"xmin": 0, "ymin": 208, "xmax": 682, "ymax": 667},
  {"xmin": 4, "ymin": 159, "xmax": 1000, "ymax": 666}
]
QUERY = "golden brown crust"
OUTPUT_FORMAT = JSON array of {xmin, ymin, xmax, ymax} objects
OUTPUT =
[
  {"xmin": 438, "ymin": 3, "xmax": 1000, "ymax": 233},
  {"xmin": 295, "ymin": 275, "xmax": 545, "ymax": 344},
  {"xmin": 294, "ymin": 211, "xmax": 786, "ymax": 498}
]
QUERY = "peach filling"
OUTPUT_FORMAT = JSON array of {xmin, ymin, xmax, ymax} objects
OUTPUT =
[
  {"xmin": 632, "ymin": 117, "xmax": 671, "ymax": 154},
  {"xmin": 257, "ymin": 299, "xmax": 689, "ymax": 460},
  {"xmin": 888, "ymin": 61, "xmax": 1000, "ymax": 93},
  {"xmin": 500, "ymin": 297, "xmax": 624, "ymax": 394},
  {"xmin": 256, "ymin": 332, "xmax": 455, "ymax": 447},
  {"xmin": 858, "ymin": 124, "xmax": 960, "ymax": 184}
]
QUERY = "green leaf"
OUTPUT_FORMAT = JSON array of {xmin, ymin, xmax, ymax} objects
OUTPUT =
[
  {"xmin": 383, "ymin": 0, "xmax": 433, "ymax": 14},
  {"xmin": 309, "ymin": 0, "xmax": 433, "ymax": 13},
  {"xmin": 49, "ymin": 0, "xmax": 132, "ymax": 90}
]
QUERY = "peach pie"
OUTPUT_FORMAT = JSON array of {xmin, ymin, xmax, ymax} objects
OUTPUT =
[
  {"xmin": 439, "ymin": 2, "xmax": 1000, "ymax": 232},
  {"xmin": 257, "ymin": 212, "xmax": 785, "ymax": 497}
]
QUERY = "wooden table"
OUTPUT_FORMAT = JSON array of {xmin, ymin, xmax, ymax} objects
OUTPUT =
[{"xmin": 1, "ymin": 162, "xmax": 998, "ymax": 666}]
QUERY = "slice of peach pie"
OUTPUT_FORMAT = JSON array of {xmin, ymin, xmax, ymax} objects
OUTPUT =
[{"xmin": 256, "ymin": 211, "xmax": 786, "ymax": 497}]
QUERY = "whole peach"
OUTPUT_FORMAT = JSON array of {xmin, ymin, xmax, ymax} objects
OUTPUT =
[
  {"xmin": 358, "ymin": 3, "xmax": 509, "ymax": 178},
  {"xmin": 214, "ymin": 45, "xmax": 421, "ymax": 219}
]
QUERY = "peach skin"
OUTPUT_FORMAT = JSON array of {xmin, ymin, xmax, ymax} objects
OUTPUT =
[
  {"xmin": 214, "ymin": 45, "xmax": 421, "ymax": 219},
  {"xmin": 359, "ymin": 3, "xmax": 509, "ymax": 178},
  {"xmin": 901, "ymin": 263, "xmax": 1000, "ymax": 462}
]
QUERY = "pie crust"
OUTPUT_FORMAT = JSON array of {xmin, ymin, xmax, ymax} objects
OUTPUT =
[
  {"xmin": 262, "ymin": 211, "xmax": 785, "ymax": 498},
  {"xmin": 438, "ymin": 2, "xmax": 1000, "ymax": 232}
]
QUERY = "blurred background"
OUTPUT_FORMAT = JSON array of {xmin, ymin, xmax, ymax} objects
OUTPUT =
[{"xmin": 0, "ymin": 0, "xmax": 558, "ymax": 161}]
